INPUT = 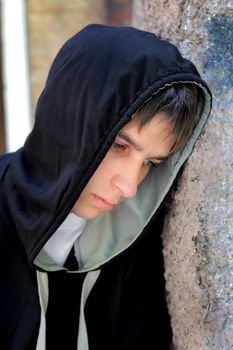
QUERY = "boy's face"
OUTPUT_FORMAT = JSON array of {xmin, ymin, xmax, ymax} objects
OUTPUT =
[{"xmin": 72, "ymin": 112, "xmax": 176, "ymax": 219}]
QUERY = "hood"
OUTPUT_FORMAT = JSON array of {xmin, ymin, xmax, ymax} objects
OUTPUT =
[{"xmin": 7, "ymin": 24, "xmax": 212, "ymax": 267}]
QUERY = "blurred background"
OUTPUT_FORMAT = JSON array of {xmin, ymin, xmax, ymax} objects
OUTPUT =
[{"xmin": 0, "ymin": 0, "xmax": 133, "ymax": 154}]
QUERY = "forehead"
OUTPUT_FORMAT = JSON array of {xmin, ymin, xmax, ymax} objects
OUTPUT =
[{"xmin": 118, "ymin": 112, "xmax": 176, "ymax": 157}]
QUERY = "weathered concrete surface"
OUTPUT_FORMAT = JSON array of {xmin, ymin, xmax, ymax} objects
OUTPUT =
[{"xmin": 133, "ymin": 1, "xmax": 233, "ymax": 349}]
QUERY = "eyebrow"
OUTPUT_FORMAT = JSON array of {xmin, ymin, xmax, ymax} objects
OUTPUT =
[{"xmin": 117, "ymin": 131, "xmax": 170, "ymax": 161}]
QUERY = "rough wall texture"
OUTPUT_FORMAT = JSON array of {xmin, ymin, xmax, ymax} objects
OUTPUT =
[{"xmin": 133, "ymin": 1, "xmax": 233, "ymax": 349}]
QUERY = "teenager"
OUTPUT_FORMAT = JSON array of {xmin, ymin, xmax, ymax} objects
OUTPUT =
[{"xmin": 0, "ymin": 24, "xmax": 212, "ymax": 349}]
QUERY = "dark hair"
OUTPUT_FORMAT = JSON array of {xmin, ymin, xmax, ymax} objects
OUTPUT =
[{"xmin": 134, "ymin": 83, "xmax": 205, "ymax": 153}]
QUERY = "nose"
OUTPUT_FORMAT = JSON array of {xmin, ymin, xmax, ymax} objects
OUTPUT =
[{"xmin": 112, "ymin": 166, "xmax": 144, "ymax": 199}]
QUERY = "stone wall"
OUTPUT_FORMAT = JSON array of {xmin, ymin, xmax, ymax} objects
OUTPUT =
[{"xmin": 133, "ymin": 1, "xmax": 233, "ymax": 349}]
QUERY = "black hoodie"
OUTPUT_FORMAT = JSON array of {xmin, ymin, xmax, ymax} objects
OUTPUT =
[{"xmin": 0, "ymin": 24, "xmax": 211, "ymax": 349}]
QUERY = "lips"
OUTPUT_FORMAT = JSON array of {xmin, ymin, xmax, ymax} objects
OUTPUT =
[{"xmin": 92, "ymin": 194, "xmax": 118, "ymax": 211}]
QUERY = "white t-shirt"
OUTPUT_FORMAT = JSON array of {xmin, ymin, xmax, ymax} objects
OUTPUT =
[{"xmin": 43, "ymin": 213, "xmax": 86, "ymax": 266}]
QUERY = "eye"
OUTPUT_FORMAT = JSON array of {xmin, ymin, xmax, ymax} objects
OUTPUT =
[
  {"xmin": 143, "ymin": 160, "xmax": 159, "ymax": 168},
  {"xmin": 112, "ymin": 141, "xmax": 127, "ymax": 151}
]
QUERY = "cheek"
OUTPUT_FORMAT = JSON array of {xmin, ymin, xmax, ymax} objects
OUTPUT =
[{"xmin": 138, "ymin": 166, "xmax": 150, "ymax": 185}]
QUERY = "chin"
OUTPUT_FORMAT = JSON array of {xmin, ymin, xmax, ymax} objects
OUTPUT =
[{"xmin": 72, "ymin": 207, "xmax": 102, "ymax": 220}]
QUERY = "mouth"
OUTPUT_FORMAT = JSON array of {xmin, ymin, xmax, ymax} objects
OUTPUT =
[{"xmin": 92, "ymin": 194, "xmax": 118, "ymax": 211}]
